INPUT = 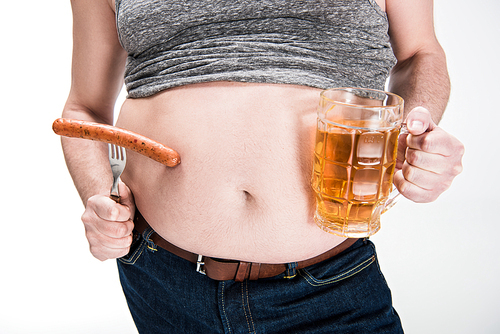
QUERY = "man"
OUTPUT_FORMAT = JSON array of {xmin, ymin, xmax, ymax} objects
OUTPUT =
[{"xmin": 61, "ymin": 0, "xmax": 464, "ymax": 332}]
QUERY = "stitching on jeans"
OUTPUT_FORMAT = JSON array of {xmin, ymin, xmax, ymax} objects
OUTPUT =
[
  {"xmin": 147, "ymin": 242, "xmax": 157, "ymax": 252},
  {"xmin": 299, "ymin": 255, "xmax": 375, "ymax": 287},
  {"xmin": 220, "ymin": 281, "xmax": 233, "ymax": 334},
  {"xmin": 144, "ymin": 228, "xmax": 158, "ymax": 252},
  {"xmin": 241, "ymin": 281, "xmax": 256, "ymax": 334},
  {"xmin": 246, "ymin": 281, "xmax": 256, "ymax": 334},
  {"xmin": 240, "ymin": 283, "xmax": 251, "ymax": 332}
]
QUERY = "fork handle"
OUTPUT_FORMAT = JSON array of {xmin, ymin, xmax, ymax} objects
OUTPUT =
[
  {"xmin": 110, "ymin": 194, "xmax": 121, "ymax": 203},
  {"xmin": 110, "ymin": 178, "xmax": 121, "ymax": 203}
]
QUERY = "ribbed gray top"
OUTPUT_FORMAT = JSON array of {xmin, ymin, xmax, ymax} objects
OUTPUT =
[{"xmin": 116, "ymin": 0, "xmax": 396, "ymax": 98}]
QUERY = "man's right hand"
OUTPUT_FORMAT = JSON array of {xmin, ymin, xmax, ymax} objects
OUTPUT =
[{"xmin": 81, "ymin": 181, "xmax": 136, "ymax": 261}]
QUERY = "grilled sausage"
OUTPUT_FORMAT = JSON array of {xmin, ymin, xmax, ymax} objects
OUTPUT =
[{"xmin": 52, "ymin": 118, "xmax": 180, "ymax": 167}]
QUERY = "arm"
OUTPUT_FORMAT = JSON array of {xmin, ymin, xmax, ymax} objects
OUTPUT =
[
  {"xmin": 62, "ymin": 0, "xmax": 134, "ymax": 260},
  {"xmin": 386, "ymin": 0, "xmax": 464, "ymax": 202},
  {"xmin": 387, "ymin": 0, "xmax": 449, "ymax": 122}
]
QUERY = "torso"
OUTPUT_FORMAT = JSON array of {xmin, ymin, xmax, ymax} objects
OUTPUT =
[
  {"xmin": 117, "ymin": 82, "xmax": 346, "ymax": 263},
  {"xmin": 113, "ymin": 0, "xmax": 388, "ymax": 263}
]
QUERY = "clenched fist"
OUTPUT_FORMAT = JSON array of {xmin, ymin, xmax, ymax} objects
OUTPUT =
[
  {"xmin": 394, "ymin": 107, "xmax": 464, "ymax": 203},
  {"xmin": 81, "ymin": 181, "xmax": 136, "ymax": 261}
]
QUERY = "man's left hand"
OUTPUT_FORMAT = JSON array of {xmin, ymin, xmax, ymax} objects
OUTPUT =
[{"xmin": 393, "ymin": 107, "xmax": 464, "ymax": 203}]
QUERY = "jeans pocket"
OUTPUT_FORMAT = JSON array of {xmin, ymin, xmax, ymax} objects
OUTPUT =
[
  {"xmin": 118, "ymin": 233, "xmax": 146, "ymax": 265},
  {"xmin": 299, "ymin": 254, "xmax": 376, "ymax": 287}
]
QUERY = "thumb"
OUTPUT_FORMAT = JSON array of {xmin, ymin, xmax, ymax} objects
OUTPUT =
[
  {"xmin": 117, "ymin": 180, "xmax": 136, "ymax": 219},
  {"xmin": 405, "ymin": 107, "xmax": 436, "ymax": 135}
]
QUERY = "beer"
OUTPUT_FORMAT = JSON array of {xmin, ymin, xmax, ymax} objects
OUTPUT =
[{"xmin": 311, "ymin": 119, "xmax": 399, "ymax": 237}]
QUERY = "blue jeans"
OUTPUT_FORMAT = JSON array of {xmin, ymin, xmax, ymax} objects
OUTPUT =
[{"xmin": 117, "ymin": 228, "xmax": 403, "ymax": 333}]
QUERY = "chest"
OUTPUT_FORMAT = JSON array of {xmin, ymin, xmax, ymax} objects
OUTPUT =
[{"xmin": 115, "ymin": 0, "xmax": 387, "ymax": 55}]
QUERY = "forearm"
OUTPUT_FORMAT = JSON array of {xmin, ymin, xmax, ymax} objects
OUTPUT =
[
  {"xmin": 61, "ymin": 104, "xmax": 114, "ymax": 205},
  {"xmin": 388, "ymin": 46, "xmax": 450, "ymax": 124},
  {"xmin": 61, "ymin": 0, "xmax": 128, "ymax": 206}
]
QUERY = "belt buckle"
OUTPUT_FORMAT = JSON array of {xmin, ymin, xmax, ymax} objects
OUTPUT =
[{"xmin": 196, "ymin": 254, "xmax": 206, "ymax": 275}]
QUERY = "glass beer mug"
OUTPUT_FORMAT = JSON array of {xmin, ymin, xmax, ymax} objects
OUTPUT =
[{"xmin": 311, "ymin": 87, "xmax": 405, "ymax": 237}]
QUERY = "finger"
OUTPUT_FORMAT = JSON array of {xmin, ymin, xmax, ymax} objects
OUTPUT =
[
  {"xmin": 83, "ymin": 218, "xmax": 134, "ymax": 260},
  {"xmin": 83, "ymin": 197, "xmax": 134, "ymax": 238},
  {"xmin": 88, "ymin": 195, "xmax": 132, "ymax": 222},
  {"xmin": 405, "ymin": 147, "xmax": 454, "ymax": 175},
  {"xmin": 396, "ymin": 133, "xmax": 409, "ymax": 170},
  {"xmin": 96, "ymin": 218, "xmax": 135, "ymax": 239},
  {"xmin": 118, "ymin": 180, "xmax": 135, "ymax": 209},
  {"xmin": 87, "ymin": 232, "xmax": 133, "ymax": 251},
  {"xmin": 406, "ymin": 127, "xmax": 462, "ymax": 157},
  {"xmin": 400, "ymin": 161, "xmax": 452, "ymax": 193},
  {"xmin": 82, "ymin": 208, "xmax": 134, "ymax": 238},
  {"xmin": 405, "ymin": 107, "xmax": 436, "ymax": 135},
  {"xmin": 89, "ymin": 241, "xmax": 132, "ymax": 262},
  {"xmin": 393, "ymin": 169, "xmax": 443, "ymax": 203}
]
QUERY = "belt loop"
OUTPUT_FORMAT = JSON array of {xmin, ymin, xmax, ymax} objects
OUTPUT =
[
  {"xmin": 235, "ymin": 262, "xmax": 251, "ymax": 282},
  {"xmin": 249, "ymin": 263, "xmax": 261, "ymax": 280},
  {"xmin": 284, "ymin": 262, "xmax": 298, "ymax": 279},
  {"xmin": 143, "ymin": 227, "xmax": 157, "ymax": 252}
]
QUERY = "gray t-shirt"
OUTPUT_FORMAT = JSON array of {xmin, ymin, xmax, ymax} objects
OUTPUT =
[{"xmin": 116, "ymin": 0, "xmax": 396, "ymax": 98}]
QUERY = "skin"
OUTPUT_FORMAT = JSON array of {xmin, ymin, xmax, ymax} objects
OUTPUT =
[{"xmin": 62, "ymin": 0, "xmax": 464, "ymax": 262}]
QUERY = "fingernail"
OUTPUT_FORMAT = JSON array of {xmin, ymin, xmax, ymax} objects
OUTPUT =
[{"xmin": 410, "ymin": 120, "xmax": 424, "ymax": 132}]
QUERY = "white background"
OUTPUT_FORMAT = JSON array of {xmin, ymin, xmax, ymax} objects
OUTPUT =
[{"xmin": 1, "ymin": 1, "xmax": 499, "ymax": 333}]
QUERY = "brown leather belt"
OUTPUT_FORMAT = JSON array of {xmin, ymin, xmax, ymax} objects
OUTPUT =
[{"xmin": 134, "ymin": 211, "xmax": 358, "ymax": 282}]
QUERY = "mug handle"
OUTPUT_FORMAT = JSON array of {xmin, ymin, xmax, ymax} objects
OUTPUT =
[{"xmin": 383, "ymin": 123, "xmax": 408, "ymax": 213}]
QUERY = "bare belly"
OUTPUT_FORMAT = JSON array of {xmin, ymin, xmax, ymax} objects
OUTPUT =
[{"xmin": 116, "ymin": 82, "xmax": 346, "ymax": 263}]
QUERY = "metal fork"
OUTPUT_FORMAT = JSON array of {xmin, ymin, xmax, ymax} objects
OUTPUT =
[{"xmin": 108, "ymin": 143, "xmax": 127, "ymax": 203}]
